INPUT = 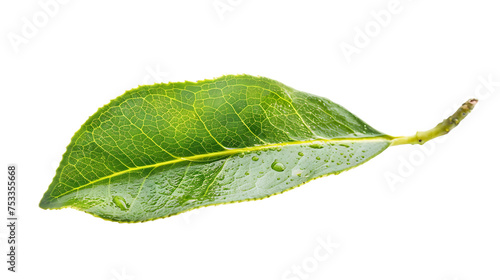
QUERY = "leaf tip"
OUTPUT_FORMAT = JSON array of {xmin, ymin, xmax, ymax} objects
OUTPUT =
[
  {"xmin": 39, "ymin": 196, "xmax": 51, "ymax": 209},
  {"xmin": 39, "ymin": 192, "xmax": 61, "ymax": 210}
]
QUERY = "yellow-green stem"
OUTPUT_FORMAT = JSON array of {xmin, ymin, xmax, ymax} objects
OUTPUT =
[{"xmin": 391, "ymin": 98, "xmax": 478, "ymax": 146}]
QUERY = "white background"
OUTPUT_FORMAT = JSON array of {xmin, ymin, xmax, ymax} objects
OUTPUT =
[{"xmin": 1, "ymin": 1, "xmax": 499, "ymax": 279}]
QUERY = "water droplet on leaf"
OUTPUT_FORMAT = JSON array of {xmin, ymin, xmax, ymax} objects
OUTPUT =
[
  {"xmin": 271, "ymin": 160, "xmax": 286, "ymax": 172},
  {"xmin": 309, "ymin": 143, "xmax": 323, "ymax": 149},
  {"xmin": 112, "ymin": 196, "xmax": 128, "ymax": 211}
]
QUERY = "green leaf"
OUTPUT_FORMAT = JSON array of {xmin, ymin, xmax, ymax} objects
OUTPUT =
[{"xmin": 39, "ymin": 74, "xmax": 477, "ymax": 222}]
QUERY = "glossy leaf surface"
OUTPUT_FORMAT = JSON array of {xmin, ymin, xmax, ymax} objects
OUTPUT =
[{"xmin": 40, "ymin": 74, "xmax": 395, "ymax": 222}]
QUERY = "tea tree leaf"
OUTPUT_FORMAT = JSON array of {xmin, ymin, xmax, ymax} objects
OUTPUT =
[{"xmin": 39, "ymin": 75, "xmax": 477, "ymax": 222}]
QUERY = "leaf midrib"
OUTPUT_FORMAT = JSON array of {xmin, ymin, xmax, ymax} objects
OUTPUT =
[{"xmin": 51, "ymin": 136, "xmax": 392, "ymax": 199}]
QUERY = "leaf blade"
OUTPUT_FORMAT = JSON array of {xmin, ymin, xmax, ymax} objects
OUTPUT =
[{"xmin": 40, "ymin": 74, "xmax": 391, "ymax": 222}]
